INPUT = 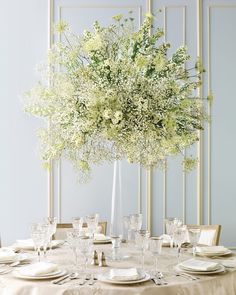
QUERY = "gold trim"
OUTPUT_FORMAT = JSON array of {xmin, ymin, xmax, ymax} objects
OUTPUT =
[
  {"xmin": 47, "ymin": 0, "xmax": 54, "ymax": 218},
  {"xmin": 57, "ymin": 159, "xmax": 61, "ymax": 222},
  {"xmin": 146, "ymin": 0, "xmax": 152, "ymax": 233},
  {"xmin": 207, "ymin": 5, "xmax": 211, "ymax": 225},
  {"xmin": 163, "ymin": 6, "xmax": 167, "ymax": 232},
  {"xmin": 138, "ymin": 165, "xmax": 141, "ymax": 214},
  {"xmin": 197, "ymin": 0, "xmax": 203, "ymax": 226},
  {"xmin": 182, "ymin": 5, "xmax": 186, "ymax": 224},
  {"xmin": 206, "ymin": 4, "xmax": 236, "ymax": 225},
  {"xmin": 56, "ymin": 2, "xmax": 147, "ymax": 222},
  {"xmin": 146, "ymin": 168, "xmax": 152, "ymax": 232}
]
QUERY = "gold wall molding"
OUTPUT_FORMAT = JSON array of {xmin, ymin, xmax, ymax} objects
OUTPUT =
[
  {"xmin": 47, "ymin": 0, "xmax": 54, "ymax": 218},
  {"xmin": 206, "ymin": 3, "xmax": 236, "ymax": 225},
  {"xmin": 197, "ymin": 0, "xmax": 203, "ymax": 225},
  {"xmin": 50, "ymin": 0, "xmax": 148, "ymax": 223},
  {"xmin": 163, "ymin": 4, "xmax": 187, "ymax": 225}
]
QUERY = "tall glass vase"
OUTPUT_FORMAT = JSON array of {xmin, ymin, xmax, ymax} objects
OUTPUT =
[{"xmin": 110, "ymin": 160, "xmax": 123, "ymax": 260}]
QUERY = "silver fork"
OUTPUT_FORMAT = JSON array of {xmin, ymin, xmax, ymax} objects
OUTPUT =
[
  {"xmin": 157, "ymin": 272, "xmax": 168, "ymax": 285},
  {"xmin": 175, "ymin": 272, "xmax": 200, "ymax": 281}
]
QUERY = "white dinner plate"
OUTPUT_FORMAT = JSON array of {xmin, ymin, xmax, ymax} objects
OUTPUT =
[
  {"xmin": 12, "ymin": 240, "xmax": 64, "ymax": 251},
  {"xmin": 13, "ymin": 269, "xmax": 67, "ymax": 280},
  {"xmin": 98, "ymin": 273, "xmax": 151, "ymax": 285},
  {"xmin": 196, "ymin": 250, "xmax": 232, "ymax": 257},
  {"xmin": 93, "ymin": 237, "xmax": 111, "ymax": 244},
  {"xmin": 0, "ymin": 253, "xmax": 31, "ymax": 264},
  {"xmin": 175, "ymin": 264, "xmax": 225, "ymax": 275}
]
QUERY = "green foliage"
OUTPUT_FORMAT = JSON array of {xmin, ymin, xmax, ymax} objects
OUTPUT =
[{"xmin": 24, "ymin": 15, "xmax": 207, "ymax": 181}]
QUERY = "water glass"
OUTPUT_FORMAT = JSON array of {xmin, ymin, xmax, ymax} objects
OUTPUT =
[
  {"xmin": 72, "ymin": 217, "xmax": 84, "ymax": 232},
  {"xmin": 85, "ymin": 214, "xmax": 99, "ymax": 238},
  {"xmin": 164, "ymin": 218, "xmax": 183, "ymax": 247},
  {"xmin": 122, "ymin": 216, "xmax": 131, "ymax": 242},
  {"xmin": 110, "ymin": 235, "xmax": 122, "ymax": 261},
  {"xmin": 66, "ymin": 229, "xmax": 80, "ymax": 271},
  {"xmin": 45, "ymin": 217, "xmax": 57, "ymax": 250},
  {"xmin": 149, "ymin": 237, "xmax": 163, "ymax": 275},
  {"xmin": 135, "ymin": 230, "xmax": 150, "ymax": 270},
  {"xmin": 129, "ymin": 213, "xmax": 142, "ymax": 241},
  {"xmin": 30, "ymin": 223, "xmax": 47, "ymax": 262},
  {"xmin": 188, "ymin": 228, "xmax": 201, "ymax": 256},
  {"xmin": 173, "ymin": 225, "xmax": 187, "ymax": 264},
  {"xmin": 77, "ymin": 236, "xmax": 93, "ymax": 274}
]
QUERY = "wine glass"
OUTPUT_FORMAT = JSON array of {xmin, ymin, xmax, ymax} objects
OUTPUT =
[
  {"xmin": 77, "ymin": 236, "xmax": 93, "ymax": 274},
  {"xmin": 164, "ymin": 217, "xmax": 183, "ymax": 247},
  {"xmin": 188, "ymin": 228, "xmax": 201, "ymax": 256},
  {"xmin": 66, "ymin": 229, "xmax": 80, "ymax": 271},
  {"xmin": 72, "ymin": 217, "xmax": 84, "ymax": 232},
  {"xmin": 129, "ymin": 213, "xmax": 142, "ymax": 241},
  {"xmin": 149, "ymin": 237, "xmax": 163, "ymax": 276},
  {"xmin": 122, "ymin": 216, "xmax": 131, "ymax": 242},
  {"xmin": 85, "ymin": 214, "xmax": 99, "ymax": 238},
  {"xmin": 173, "ymin": 225, "xmax": 187, "ymax": 264},
  {"xmin": 135, "ymin": 230, "xmax": 150, "ymax": 270},
  {"xmin": 45, "ymin": 217, "xmax": 57, "ymax": 251},
  {"xmin": 30, "ymin": 223, "xmax": 47, "ymax": 262}
]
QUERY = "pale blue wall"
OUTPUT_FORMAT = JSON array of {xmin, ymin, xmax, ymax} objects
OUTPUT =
[{"xmin": 1, "ymin": 0, "xmax": 236, "ymax": 247}]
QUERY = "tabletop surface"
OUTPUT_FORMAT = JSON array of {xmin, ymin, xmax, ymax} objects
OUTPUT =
[{"xmin": 0, "ymin": 243, "xmax": 236, "ymax": 295}]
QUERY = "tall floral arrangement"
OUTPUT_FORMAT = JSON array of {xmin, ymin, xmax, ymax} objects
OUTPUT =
[{"xmin": 24, "ymin": 13, "xmax": 206, "ymax": 181}]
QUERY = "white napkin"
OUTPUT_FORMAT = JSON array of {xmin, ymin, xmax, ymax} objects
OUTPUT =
[
  {"xmin": 160, "ymin": 234, "xmax": 171, "ymax": 245},
  {"xmin": 198, "ymin": 230, "xmax": 216, "ymax": 246},
  {"xmin": 0, "ymin": 250, "xmax": 17, "ymax": 262},
  {"xmin": 196, "ymin": 246, "xmax": 228, "ymax": 254},
  {"xmin": 179, "ymin": 259, "xmax": 219, "ymax": 271},
  {"xmin": 14, "ymin": 239, "xmax": 63, "ymax": 251},
  {"xmin": 109, "ymin": 268, "xmax": 141, "ymax": 281},
  {"xmin": 94, "ymin": 234, "xmax": 107, "ymax": 241},
  {"xmin": 15, "ymin": 239, "xmax": 34, "ymax": 250},
  {"xmin": 19, "ymin": 262, "xmax": 59, "ymax": 276}
]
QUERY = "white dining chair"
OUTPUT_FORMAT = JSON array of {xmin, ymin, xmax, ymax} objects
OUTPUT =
[
  {"xmin": 187, "ymin": 224, "xmax": 221, "ymax": 246},
  {"xmin": 54, "ymin": 221, "xmax": 107, "ymax": 240}
]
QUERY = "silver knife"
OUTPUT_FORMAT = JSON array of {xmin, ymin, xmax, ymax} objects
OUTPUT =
[{"xmin": 52, "ymin": 274, "xmax": 70, "ymax": 284}]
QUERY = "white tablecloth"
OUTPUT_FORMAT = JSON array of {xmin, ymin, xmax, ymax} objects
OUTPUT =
[{"xmin": 0, "ymin": 244, "xmax": 235, "ymax": 295}]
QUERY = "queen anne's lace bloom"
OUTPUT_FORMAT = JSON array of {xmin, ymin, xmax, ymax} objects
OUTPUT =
[{"xmin": 24, "ymin": 14, "xmax": 207, "ymax": 181}]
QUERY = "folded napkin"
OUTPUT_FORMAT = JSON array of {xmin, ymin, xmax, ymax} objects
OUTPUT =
[
  {"xmin": 15, "ymin": 239, "xmax": 34, "ymax": 250},
  {"xmin": 0, "ymin": 250, "xmax": 17, "ymax": 262},
  {"xmin": 19, "ymin": 262, "xmax": 59, "ymax": 276},
  {"xmin": 196, "ymin": 246, "xmax": 228, "ymax": 254},
  {"xmin": 160, "ymin": 234, "xmax": 171, "ymax": 246},
  {"xmin": 179, "ymin": 259, "xmax": 219, "ymax": 271},
  {"xmin": 108, "ymin": 268, "xmax": 141, "ymax": 281},
  {"xmin": 14, "ymin": 239, "xmax": 63, "ymax": 251},
  {"xmin": 94, "ymin": 234, "xmax": 107, "ymax": 241}
]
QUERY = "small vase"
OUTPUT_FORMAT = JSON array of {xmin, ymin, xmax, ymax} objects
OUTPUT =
[{"xmin": 110, "ymin": 160, "xmax": 123, "ymax": 260}]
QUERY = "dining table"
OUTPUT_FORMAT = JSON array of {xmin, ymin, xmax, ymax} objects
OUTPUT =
[{"xmin": 0, "ymin": 242, "xmax": 235, "ymax": 295}]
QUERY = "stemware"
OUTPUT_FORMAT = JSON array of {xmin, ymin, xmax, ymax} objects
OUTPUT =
[
  {"xmin": 30, "ymin": 223, "xmax": 47, "ymax": 262},
  {"xmin": 77, "ymin": 235, "xmax": 93, "ymax": 274},
  {"xmin": 129, "ymin": 213, "xmax": 142, "ymax": 241},
  {"xmin": 135, "ymin": 230, "xmax": 150, "ymax": 270},
  {"xmin": 188, "ymin": 228, "xmax": 201, "ymax": 256},
  {"xmin": 164, "ymin": 218, "xmax": 183, "ymax": 247},
  {"xmin": 85, "ymin": 214, "xmax": 99, "ymax": 238},
  {"xmin": 45, "ymin": 217, "xmax": 57, "ymax": 251},
  {"xmin": 149, "ymin": 237, "xmax": 163, "ymax": 276},
  {"xmin": 173, "ymin": 225, "xmax": 187, "ymax": 264},
  {"xmin": 122, "ymin": 216, "xmax": 131, "ymax": 242},
  {"xmin": 72, "ymin": 217, "xmax": 84, "ymax": 233},
  {"xmin": 66, "ymin": 229, "xmax": 80, "ymax": 271}
]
